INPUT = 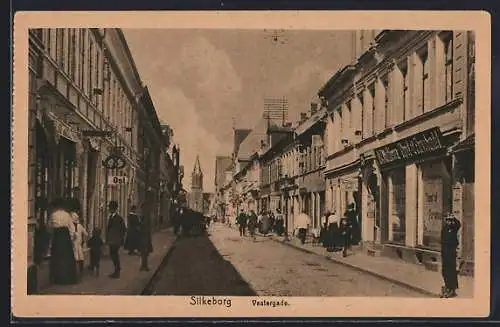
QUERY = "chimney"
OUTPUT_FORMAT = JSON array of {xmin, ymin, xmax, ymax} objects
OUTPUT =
[
  {"xmin": 260, "ymin": 139, "xmax": 266, "ymax": 149},
  {"xmin": 300, "ymin": 112, "xmax": 308, "ymax": 122},
  {"xmin": 310, "ymin": 102, "xmax": 318, "ymax": 115}
]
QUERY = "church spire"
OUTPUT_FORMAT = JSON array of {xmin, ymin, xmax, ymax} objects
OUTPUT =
[{"xmin": 193, "ymin": 155, "xmax": 203, "ymax": 176}]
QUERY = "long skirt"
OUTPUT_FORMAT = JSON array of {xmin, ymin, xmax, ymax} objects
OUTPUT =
[
  {"xmin": 124, "ymin": 229, "xmax": 141, "ymax": 251},
  {"xmin": 49, "ymin": 228, "xmax": 77, "ymax": 285},
  {"xmin": 442, "ymin": 246, "xmax": 459, "ymax": 290}
]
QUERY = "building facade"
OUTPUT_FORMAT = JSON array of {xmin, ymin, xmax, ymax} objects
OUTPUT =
[
  {"xmin": 294, "ymin": 104, "xmax": 327, "ymax": 230},
  {"xmin": 320, "ymin": 30, "xmax": 475, "ymax": 276},
  {"xmin": 27, "ymin": 28, "xmax": 171, "ymax": 293}
]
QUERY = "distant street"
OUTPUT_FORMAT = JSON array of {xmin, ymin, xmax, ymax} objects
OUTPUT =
[{"xmin": 152, "ymin": 223, "xmax": 427, "ymax": 297}]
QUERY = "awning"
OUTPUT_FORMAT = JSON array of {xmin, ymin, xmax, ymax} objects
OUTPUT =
[{"xmin": 451, "ymin": 134, "xmax": 475, "ymax": 153}]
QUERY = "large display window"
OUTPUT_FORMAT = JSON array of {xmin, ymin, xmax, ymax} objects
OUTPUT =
[
  {"xmin": 387, "ymin": 168, "xmax": 406, "ymax": 244},
  {"xmin": 419, "ymin": 159, "xmax": 452, "ymax": 250}
]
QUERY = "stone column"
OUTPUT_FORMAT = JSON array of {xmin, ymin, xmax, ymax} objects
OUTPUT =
[{"xmin": 405, "ymin": 164, "xmax": 418, "ymax": 247}]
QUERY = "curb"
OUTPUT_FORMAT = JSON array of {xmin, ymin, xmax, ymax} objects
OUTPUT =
[
  {"xmin": 270, "ymin": 236, "xmax": 439, "ymax": 298},
  {"xmin": 140, "ymin": 235, "xmax": 179, "ymax": 295}
]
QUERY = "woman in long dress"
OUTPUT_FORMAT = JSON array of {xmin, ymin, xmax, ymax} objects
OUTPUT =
[{"xmin": 48, "ymin": 198, "xmax": 78, "ymax": 285}]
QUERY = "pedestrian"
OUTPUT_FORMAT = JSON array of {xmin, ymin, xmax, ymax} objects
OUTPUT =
[
  {"xmin": 105, "ymin": 200, "xmax": 126, "ymax": 278},
  {"xmin": 87, "ymin": 227, "xmax": 104, "ymax": 277},
  {"xmin": 339, "ymin": 216, "xmax": 352, "ymax": 257},
  {"xmin": 68, "ymin": 198, "xmax": 88, "ymax": 279},
  {"xmin": 344, "ymin": 203, "xmax": 360, "ymax": 245},
  {"xmin": 320, "ymin": 210, "xmax": 330, "ymax": 247},
  {"xmin": 324, "ymin": 210, "xmax": 342, "ymax": 252},
  {"xmin": 48, "ymin": 197, "xmax": 78, "ymax": 285},
  {"xmin": 295, "ymin": 209, "xmax": 311, "ymax": 245},
  {"xmin": 261, "ymin": 210, "xmax": 270, "ymax": 236},
  {"xmin": 275, "ymin": 208, "xmax": 285, "ymax": 236},
  {"xmin": 237, "ymin": 211, "xmax": 248, "ymax": 237},
  {"xmin": 440, "ymin": 213, "xmax": 462, "ymax": 298},
  {"xmin": 269, "ymin": 211, "xmax": 276, "ymax": 233},
  {"xmin": 139, "ymin": 203, "xmax": 153, "ymax": 271},
  {"xmin": 125, "ymin": 205, "xmax": 141, "ymax": 255},
  {"xmin": 247, "ymin": 210, "xmax": 258, "ymax": 240}
]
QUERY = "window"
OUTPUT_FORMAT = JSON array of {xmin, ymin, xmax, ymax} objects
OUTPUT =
[
  {"xmin": 442, "ymin": 32, "xmax": 454, "ymax": 102},
  {"xmin": 358, "ymin": 94, "xmax": 364, "ymax": 139},
  {"xmin": 398, "ymin": 60, "xmax": 409, "ymax": 121},
  {"xmin": 369, "ymin": 84, "xmax": 375, "ymax": 136},
  {"xmin": 79, "ymin": 29, "xmax": 86, "ymax": 89},
  {"xmin": 388, "ymin": 168, "xmax": 406, "ymax": 244},
  {"xmin": 417, "ymin": 46, "xmax": 430, "ymax": 113},
  {"xmin": 69, "ymin": 29, "xmax": 76, "ymax": 80},
  {"xmin": 88, "ymin": 40, "xmax": 93, "ymax": 97},
  {"xmin": 56, "ymin": 29, "xmax": 64, "ymax": 67},
  {"xmin": 419, "ymin": 159, "xmax": 452, "ymax": 250},
  {"xmin": 381, "ymin": 75, "xmax": 389, "ymax": 128}
]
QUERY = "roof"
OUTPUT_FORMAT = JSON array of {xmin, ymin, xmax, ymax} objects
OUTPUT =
[
  {"xmin": 294, "ymin": 108, "xmax": 327, "ymax": 136},
  {"xmin": 317, "ymin": 64, "xmax": 357, "ymax": 99},
  {"xmin": 237, "ymin": 117, "xmax": 269, "ymax": 160},
  {"xmin": 267, "ymin": 122, "xmax": 294, "ymax": 134},
  {"xmin": 233, "ymin": 129, "xmax": 252, "ymax": 156}
]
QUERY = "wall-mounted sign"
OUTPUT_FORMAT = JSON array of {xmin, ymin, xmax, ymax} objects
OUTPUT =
[
  {"xmin": 108, "ymin": 175, "xmax": 129, "ymax": 185},
  {"xmin": 374, "ymin": 127, "xmax": 445, "ymax": 167},
  {"xmin": 102, "ymin": 155, "xmax": 126, "ymax": 169}
]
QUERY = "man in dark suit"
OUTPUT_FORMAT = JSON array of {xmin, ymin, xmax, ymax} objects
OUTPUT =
[{"xmin": 106, "ymin": 201, "xmax": 126, "ymax": 278}]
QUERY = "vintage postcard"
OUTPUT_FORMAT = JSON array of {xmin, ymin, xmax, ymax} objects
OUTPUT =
[{"xmin": 12, "ymin": 11, "xmax": 491, "ymax": 318}]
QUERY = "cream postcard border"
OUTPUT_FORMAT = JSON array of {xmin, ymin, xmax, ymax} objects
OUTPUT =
[{"xmin": 12, "ymin": 11, "xmax": 491, "ymax": 318}]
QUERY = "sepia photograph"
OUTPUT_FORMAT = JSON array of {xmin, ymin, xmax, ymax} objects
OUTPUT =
[{"xmin": 12, "ymin": 11, "xmax": 490, "ymax": 318}]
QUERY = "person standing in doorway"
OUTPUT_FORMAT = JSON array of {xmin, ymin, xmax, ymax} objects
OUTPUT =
[
  {"xmin": 440, "ymin": 213, "xmax": 462, "ymax": 298},
  {"xmin": 105, "ymin": 201, "xmax": 126, "ymax": 278},
  {"xmin": 295, "ymin": 209, "xmax": 311, "ymax": 245}
]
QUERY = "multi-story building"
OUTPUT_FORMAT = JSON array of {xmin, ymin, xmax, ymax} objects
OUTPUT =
[
  {"xmin": 258, "ymin": 123, "xmax": 295, "ymax": 213},
  {"xmin": 27, "ymin": 28, "xmax": 171, "ymax": 293},
  {"xmin": 293, "ymin": 103, "xmax": 327, "ymax": 230},
  {"xmin": 320, "ymin": 30, "xmax": 475, "ymax": 276}
]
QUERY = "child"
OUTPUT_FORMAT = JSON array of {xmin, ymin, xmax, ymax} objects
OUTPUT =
[
  {"xmin": 339, "ymin": 217, "xmax": 352, "ymax": 257},
  {"xmin": 87, "ymin": 228, "xmax": 104, "ymax": 277}
]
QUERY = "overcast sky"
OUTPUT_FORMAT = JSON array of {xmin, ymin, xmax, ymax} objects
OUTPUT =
[{"xmin": 123, "ymin": 29, "xmax": 355, "ymax": 193}]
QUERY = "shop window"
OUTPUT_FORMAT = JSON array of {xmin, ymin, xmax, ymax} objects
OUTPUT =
[
  {"xmin": 419, "ymin": 159, "xmax": 452, "ymax": 250},
  {"xmin": 388, "ymin": 168, "xmax": 406, "ymax": 244}
]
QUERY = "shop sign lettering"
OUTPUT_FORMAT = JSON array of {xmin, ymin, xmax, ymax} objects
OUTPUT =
[
  {"xmin": 374, "ymin": 128, "xmax": 444, "ymax": 167},
  {"xmin": 108, "ymin": 175, "xmax": 128, "ymax": 185}
]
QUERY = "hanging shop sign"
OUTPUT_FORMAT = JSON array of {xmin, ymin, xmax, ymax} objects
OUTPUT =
[
  {"xmin": 108, "ymin": 175, "xmax": 129, "ymax": 185},
  {"xmin": 374, "ymin": 127, "xmax": 445, "ymax": 167},
  {"xmin": 102, "ymin": 155, "xmax": 126, "ymax": 169}
]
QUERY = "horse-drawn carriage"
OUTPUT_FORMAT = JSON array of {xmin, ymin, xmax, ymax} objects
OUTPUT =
[{"xmin": 179, "ymin": 207, "xmax": 208, "ymax": 236}]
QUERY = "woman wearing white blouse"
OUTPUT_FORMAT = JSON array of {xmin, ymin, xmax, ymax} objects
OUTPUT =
[{"xmin": 71, "ymin": 210, "xmax": 88, "ymax": 278}]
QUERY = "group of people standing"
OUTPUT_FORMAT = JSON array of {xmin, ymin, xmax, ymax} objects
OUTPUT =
[
  {"xmin": 47, "ymin": 197, "xmax": 153, "ymax": 286},
  {"xmin": 235, "ymin": 209, "xmax": 286, "ymax": 239}
]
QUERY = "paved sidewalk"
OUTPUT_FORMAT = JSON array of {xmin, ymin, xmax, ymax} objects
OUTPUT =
[
  {"xmin": 37, "ymin": 227, "xmax": 178, "ymax": 295},
  {"xmin": 269, "ymin": 234, "xmax": 474, "ymax": 298}
]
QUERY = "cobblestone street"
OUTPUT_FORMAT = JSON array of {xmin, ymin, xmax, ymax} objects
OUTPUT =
[{"xmin": 152, "ymin": 223, "xmax": 428, "ymax": 297}]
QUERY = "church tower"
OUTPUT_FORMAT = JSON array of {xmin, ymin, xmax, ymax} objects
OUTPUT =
[{"xmin": 190, "ymin": 155, "xmax": 204, "ymax": 212}]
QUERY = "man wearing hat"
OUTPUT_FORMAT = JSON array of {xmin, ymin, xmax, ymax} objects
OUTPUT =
[{"xmin": 106, "ymin": 200, "xmax": 126, "ymax": 278}]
